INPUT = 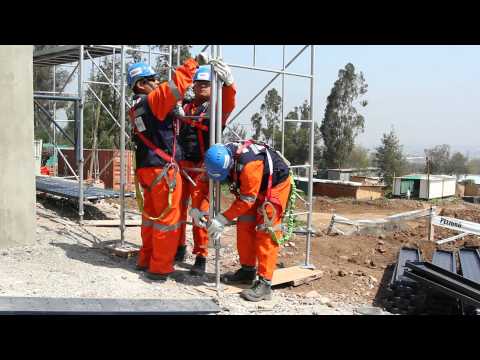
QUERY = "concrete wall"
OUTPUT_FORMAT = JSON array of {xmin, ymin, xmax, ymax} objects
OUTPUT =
[{"xmin": 0, "ymin": 46, "xmax": 35, "ymax": 248}]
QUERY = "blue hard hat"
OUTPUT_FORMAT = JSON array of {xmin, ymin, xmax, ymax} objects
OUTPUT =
[
  {"xmin": 193, "ymin": 65, "xmax": 211, "ymax": 82},
  {"xmin": 204, "ymin": 144, "xmax": 233, "ymax": 181},
  {"xmin": 127, "ymin": 62, "xmax": 158, "ymax": 89}
]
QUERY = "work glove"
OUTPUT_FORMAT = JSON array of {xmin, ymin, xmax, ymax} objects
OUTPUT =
[
  {"xmin": 190, "ymin": 208, "xmax": 208, "ymax": 228},
  {"xmin": 210, "ymin": 58, "xmax": 234, "ymax": 86},
  {"xmin": 207, "ymin": 213, "xmax": 229, "ymax": 239},
  {"xmin": 173, "ymin": 102, "xmax": 185, "ymax": 118},
  {"xmin": 183, "ymin": 85, "xmax": 195, "ymax": 102},
  {"xmin": 195, "ymin": 52, "xmax": 210, "ymax": 66}
]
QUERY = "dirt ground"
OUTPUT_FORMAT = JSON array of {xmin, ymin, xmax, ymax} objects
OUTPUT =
[{"xmin": 2, "ymin": 192, "xmax": 479, "ymax": 315}]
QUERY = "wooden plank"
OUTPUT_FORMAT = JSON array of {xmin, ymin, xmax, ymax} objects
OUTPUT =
[
  {"xmin": 271, "ymin": 266, "xmax": 323, "ymax": 287},
  {"xmin": 83, "ymin": 219, "xmax": 141, "ymax": 227}
]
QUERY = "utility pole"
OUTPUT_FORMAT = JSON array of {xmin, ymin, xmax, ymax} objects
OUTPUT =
[{"xmin": 426, "ymin": 156, "xmax": 430, "ymax": 200}]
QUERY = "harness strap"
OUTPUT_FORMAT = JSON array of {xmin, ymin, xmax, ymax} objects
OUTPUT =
[{"xmin": 129, "ymin": 107, "xmax": 175, "ymax": 164}]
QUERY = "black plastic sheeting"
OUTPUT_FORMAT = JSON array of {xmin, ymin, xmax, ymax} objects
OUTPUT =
[
  {"xmin": 432, "ymin": 250, "xmax": 456, "ymax": 273},
  {"xmin": 459, "ymin": 248, "xmax": 480, "ymax": 283},
  {"xmin": 36, "ymin": 176, "xmax": 134, "ymax": 201},
  {"xmin": 405, "ymin": 261, "xmax": 480, "ymax": 309},
  {"xmin": 0, "ymin": 297, "xmax": 220, "ymax": 315}
]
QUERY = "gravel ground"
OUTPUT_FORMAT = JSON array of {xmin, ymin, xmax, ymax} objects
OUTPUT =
[{"xmin": 0, "ymin": 198, "xmax": 381, "ymax": 315}]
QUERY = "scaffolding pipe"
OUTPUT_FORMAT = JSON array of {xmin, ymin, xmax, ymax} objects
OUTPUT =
[
  {"xmin": 168, "ymin": 45, "xmax": 172, "ymax": 81},
  {"xmin": 228, "ymin": 63, "xmax": 312, "ymax": 78},
  {"xmin": 120, "ymin": 45, "xmax": 126, "ymax": 247},
  {"xmin": 208, "ymin": 45, "xmax": 219, "ymax": 290},
  {"xmin": 305, "ymin": 45, "xmax": 315, "ymax": 268},
  {"xmin": 226, "ymin": 45, "xmax": 309, "ymax": 126},
  {"xmin": 78, "ymin": 45, "xmax": 85, "ymax": 224},
  {"xmin": 281, "ymin": 45, "xmax": 286, "ymax": 155},
  {"xmin": 34, "ymin": 94, "xmax": 81, "ymax": 102},
  {"xmin": 34, "ymin": 101, "xmax": 75, "ymax": 145},
  {"xmin": 215, "ymin": 45, "xmax": 223, "ymax": 291}
]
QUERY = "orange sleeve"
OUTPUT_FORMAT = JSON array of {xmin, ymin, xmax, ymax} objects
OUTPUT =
[
  {"xmin": 147, "ymin": 58, "xmax": 198, "ymax": 121},
  {"xmin": 221, "ymin": 83, "xmax": 236, "ymax": 126},
  {"xmin": 223, "ymin": 160, "xmax": 263, "ymax": 221}
]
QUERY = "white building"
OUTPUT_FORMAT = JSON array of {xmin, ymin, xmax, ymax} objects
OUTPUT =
[{"xmin": 392, "ymin": 174, "xmax": 456, "ymax": 199}]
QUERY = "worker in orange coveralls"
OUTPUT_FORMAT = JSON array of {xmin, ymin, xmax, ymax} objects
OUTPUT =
[
  {"xmin": 203, "ymin": 141, "xmax": 292, "ymax": 301},
  {"xmin": 174, "ymin": 61, "xmax": 236, "ymax": 277},
  {"xmin": 127, "ymin": 53, "xmax": 207, "ymax": 281}
]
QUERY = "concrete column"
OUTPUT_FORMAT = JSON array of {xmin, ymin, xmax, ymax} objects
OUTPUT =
[{"xmin": 0, "ymin": 45, "xmax": 35, "ymax": 248}]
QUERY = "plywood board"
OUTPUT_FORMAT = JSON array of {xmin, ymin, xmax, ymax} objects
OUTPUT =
[
  {"xmin": 271, "ymin": 265, "xmax": 323, "ymax": 287},
  {"xmin": 196, "ymin": 266, "xmax": 323, "ymax": 295}
]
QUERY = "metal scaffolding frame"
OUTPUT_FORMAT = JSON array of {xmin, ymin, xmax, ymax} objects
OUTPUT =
[
  {"xmin": 202, "ymin": 45, "xmax": 317, "ymax": 290},
  {"xmin": 33, "ymin": 45, "xmax": 317, "ymax": 291},
  {"xmin": 33, "ymin": 45, "xmax": 176, "ymax": 241}
]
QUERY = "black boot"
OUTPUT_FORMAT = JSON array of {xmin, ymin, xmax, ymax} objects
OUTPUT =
[
  {"xmin": 221, "ymin": 266, "xmax": 256, "ymax": 284},
  {"xmin": 135, "ymin": 264, "xmax": 148, "ymax": 272},
  {"xmin": 146, "ymin": 271, "xmax": 185, "ymax": 282},
  {"xmin": 240, "ymin": 277, "xmax": 272, "ymax": 302},
  {"xmin": 175, "ymin": 245, "xmax": 187, "ymax": 262},
  {"xmin": 190, "ymin": 255, "xmax": 207, "ymax": 276}
]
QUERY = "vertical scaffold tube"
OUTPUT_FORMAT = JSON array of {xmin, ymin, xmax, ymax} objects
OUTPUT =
[
  {"xmin": 120, "ymin": 45, "xmax": 126, "ymax": 247},
  {"xmin": 208, "ymin": 45, "xmax": 219, "ymax": 289},
  {"xmin": 305, "ymin": 45, "xmax": 315, "ymax": 267},
  {"xmin": 78, "ymin": 45, "xmax": 85, "ymax": 224},
  {"xmin": 215, "ymin": 45, "xmax": 223, "ymax": 290},
  {"xmin": 281, "ymin": 45, "xmax": 286, "ymax": 155},
  {"xmin": 168, "ymin": 45, "xmax": 172, "ymax": 82}
]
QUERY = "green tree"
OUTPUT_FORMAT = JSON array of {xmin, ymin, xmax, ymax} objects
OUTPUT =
[
  {"xmin": 250, "ymin": 112, "xmax": 263, "ymax": 140},
  {"xmin": 374, "ymin": 128, "xmax": 406, "ymax": 187},
  {"xmin": 467, "ymin": 158, "xmax": 480, "ymax": 174},
  {"xmin": 283, "ymin": 100, "xmax": 322, "ymax": 166},
  {"xmin": 344, "ymin": 145, "xmax": 370, "ymax": 169},
  {"xmin": 260, "ymin": 88, "xmax": 282, "ymax": 148},
  {"xmin": 424, "ymin": 144, "xmax": 451, "ymax": 174},
  {"xmin": 320, "ymin": 63, "xmax": 368, "ymax": 168},
  {"xmin": 447, "ymin": 152, "xmax": 469, "ymax": 175}
]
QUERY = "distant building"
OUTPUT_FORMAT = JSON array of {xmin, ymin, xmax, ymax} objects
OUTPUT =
[
  {"xmin": 392, "ymin": 174, "xmax": 456, "ymax": 199},
  {"xmin": 326, "ymin": 167, "xmax": 380, "ymax": 182},
  {"xmin": 294, "ymin": 177, "xmax": 385, "ymax": 200}
]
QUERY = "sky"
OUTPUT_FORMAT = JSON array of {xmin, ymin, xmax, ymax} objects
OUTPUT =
[
  {"xmin": 51, "ymin": 45, "xmax": 480, "ymax": 157},
  {"xmin": 190, "ymin": 45, "xmax": 480, "ymax": 157}
]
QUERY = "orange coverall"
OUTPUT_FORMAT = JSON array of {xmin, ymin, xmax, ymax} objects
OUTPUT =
[
  {"xmin": 222, "ymin": 160, "xmax": 292, "ymax": 281},
  {"xmin": 178, "ymin": 84, "xmax": 236, "ymax": 258},
  {"xmin": 136, "ymin": 58, "xmax": 198, "ymax": 275}
]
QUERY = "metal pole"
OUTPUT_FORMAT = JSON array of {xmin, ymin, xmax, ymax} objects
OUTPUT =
[
  {"xmin": 168, "ymin": 45, "xmax": 172, "ymax": 81},
  {"xmin": 176, "ymin": 45, "xmax": 180, "ymax": 66},
  {"xmin": 208, "ymin": 45, "xmax": 219, "ymax": 290},
  {"xmin": 215, "ymin": 45, "xmax": 223, "ymax": 291},
  {"xmin": 78, "ymin": 45, "xmax": 85, "ymax": 224},
  {"xmin": 281, "ymin": 45, "xmax": 286, "ymax": 155},
  {"xmin": 305, "ymin": 45, "xmax": 315, "ymax": 268},
  {"xmin": 226, "ymin": 45, "xmax": 310, "ymax": 126},
  {"xmin": 253, "ymin": 45, "xmax": 256, "ymax": 67},
  {"xmin": 120, "ymin": 45, "xmax": 126, "ymax": 247},
  {"xmin": 53, "ymin": 65, "xmax": 57, "ymax": 175}
]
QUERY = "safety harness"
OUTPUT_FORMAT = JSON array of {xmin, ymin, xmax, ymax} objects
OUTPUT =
[
  {"xmin": 231, "ymin": 140, "xmax": 296, "ymax": 245},
  {"xmin": 178, "ymin": 102, "xmax": 209, "ymax": 158},
  {"xmin": 129, "ymin": 104, "xmax": 179, "ymax": 221}
]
